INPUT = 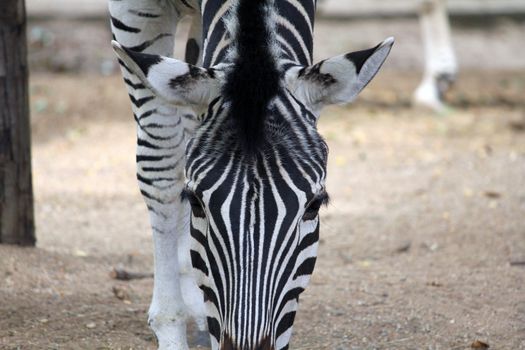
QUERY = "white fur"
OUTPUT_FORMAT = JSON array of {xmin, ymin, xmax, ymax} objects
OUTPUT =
[
  {"xmin": 112, "ymin": 41, "xmax": 223, "ymax": 114},
  {"xmin": 413, "ymin": 0, "xmax": 458, "ymax": 111},
  {"xmin": 286, "ymin": 37, "xmax": 395, "ymax": 113}
]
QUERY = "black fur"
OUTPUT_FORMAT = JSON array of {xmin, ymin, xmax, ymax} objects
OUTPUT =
[
  {"xmin": 122, "ymin": 47, "xmax": 162, "ymax": 76},
  {"xmin": 169, "ymin": 65, "xmax": 211, "ymax": 88},
  {"xmin": 345, "ymin": 43, "xmax": 381, "ymax": 74},
  {"xmin": 185, "ymin": 38, "xmax": 200, "ymax": 65},
  {"xmin": 111, "ymin": 16, "xmax": 140, "ymax": 33},
  {"xmin": 300, "ymin": 61, "xmax": 337, "ymax": 86},
  {"xmin": 222, "ymin": 0, "xmax": 280, "ymax": 154}
]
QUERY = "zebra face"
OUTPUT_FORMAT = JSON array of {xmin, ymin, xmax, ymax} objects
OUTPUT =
[
  {"xmin": 111, "ymin": 36, "xmax": 393, "ymax": 349},
  {"xmin": 182, "ymin": 91, "xmax": 329, "ymax": 349}
]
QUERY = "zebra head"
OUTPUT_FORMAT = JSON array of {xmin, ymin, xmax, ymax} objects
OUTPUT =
[{"xmin": 112, "ymin": 4, "xmax": 393, "ymax": 348}]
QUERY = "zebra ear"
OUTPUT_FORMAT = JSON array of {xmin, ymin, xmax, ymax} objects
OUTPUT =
[
  {"xmin": 111, "ymin": 41, "xmax": 221, "ymax": 110},
  {"xmin": 286, "ymin": 37, "xmax": 394, "ymax": 111}
]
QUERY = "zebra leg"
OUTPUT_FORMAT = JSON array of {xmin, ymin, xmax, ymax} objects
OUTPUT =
[
  {"xmin": 413, "ymin": 0, "xmax": 458, "ymax": 111},
  {"xmin": 185, "ymin": 13, "xmax": 203, "ymax": 65},
  {"xmin": 108, "ymin": 1, "xmax": 205, "ymax": 349}
]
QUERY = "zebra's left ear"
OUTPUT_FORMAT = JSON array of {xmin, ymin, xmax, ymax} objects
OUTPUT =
[
  {"xmin": 112, "ymin": 41, "xmax": 222, "ymax": 111},
  {"xmin": 286, "ymin": 37, "xmax": 394, "ymax": 111}
]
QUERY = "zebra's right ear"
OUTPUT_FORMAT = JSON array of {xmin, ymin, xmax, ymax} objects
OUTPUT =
[{"xmin": 112, "ymin": 41, "xmax": 221, "ymax": 111}]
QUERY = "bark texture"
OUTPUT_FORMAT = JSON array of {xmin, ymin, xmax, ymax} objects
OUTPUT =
[{"xmin": 0, "ymin": 0, "xmax": 35, "ymax": 246}]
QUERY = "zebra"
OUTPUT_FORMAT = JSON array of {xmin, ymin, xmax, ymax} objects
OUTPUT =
[{"xmin": 109, "ymin": 0, "xmax": 393, "ymax": 349}]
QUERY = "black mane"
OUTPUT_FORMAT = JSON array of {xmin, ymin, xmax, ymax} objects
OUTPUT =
[{"xmin": 222, "ymin": 0, "xmax": 280, "ymax": 154}]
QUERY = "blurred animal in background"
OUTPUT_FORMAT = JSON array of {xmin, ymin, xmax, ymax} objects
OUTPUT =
[
  {"xmin": 317, "ymin": 0, "xmax": 458, "ymax": 111},
  {"xmin": 109, "ymin": 0, "xmax": 393, "ymax": 349},
  {"xmin": 413, "ymin": 0, "xmax": 458, "ymax": 111}
]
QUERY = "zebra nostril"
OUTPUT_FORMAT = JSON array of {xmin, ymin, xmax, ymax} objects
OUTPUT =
[
  {"xmin": 221, "ymin": 333, "xmax": 235, "ymax": 350},
  {"xmin": 220, "ymin": 333, "xmax": 274, "ymax": 350},
  {"xmin": 255, "ymin": 335, "xmax": 274, "ymax": 350}
]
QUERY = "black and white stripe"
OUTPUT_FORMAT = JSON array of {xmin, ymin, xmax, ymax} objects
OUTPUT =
[
  {"xmin": 109, "ymin": 1, "xmax": 210, "ymax": 347},
  {"xmin": 110, "ymin": 1, "xmax": 393, "ymax": 349},
  {"xmin": 183, "ymin": 1, "xmax": 328, "ymax": 349},
  {"xmin": 184, "ymin": 91, "xmax": 328, "ymax": 349}
]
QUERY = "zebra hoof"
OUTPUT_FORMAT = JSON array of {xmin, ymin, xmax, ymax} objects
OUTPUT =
[{"xmin": 189, "ymin": 329, "xmax": 211, "ymax": 348}]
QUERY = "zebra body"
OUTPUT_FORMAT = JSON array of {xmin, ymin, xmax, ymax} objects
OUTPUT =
[{"xmin": 110, "ymin": 0, "xmax": 393, "ymax": 349}]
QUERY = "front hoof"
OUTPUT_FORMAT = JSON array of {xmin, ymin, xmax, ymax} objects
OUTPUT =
[
  {"xmin": 188, "ymin": 327, "xmax": 210, "ymax": 348},
  {"xmin": 148, "ymin": 315, "xmax": 189, "ymax": 350}
]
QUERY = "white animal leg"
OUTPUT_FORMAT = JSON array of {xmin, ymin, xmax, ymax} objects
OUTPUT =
[
  {"xmin": 414, "ymin": 0, "xmax": 458, "ymax": 111},
  {"xmin": 108, "ymin": 1, "xmax": 205, "ymax": 349}
]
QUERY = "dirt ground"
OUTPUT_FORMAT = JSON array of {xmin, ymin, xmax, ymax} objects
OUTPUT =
[{"xmin": 1, "ymin": 18, "xmax": 525, "ymax": 350}]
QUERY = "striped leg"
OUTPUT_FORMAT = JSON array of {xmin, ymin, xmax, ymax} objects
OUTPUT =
[
  {"xmin": 108, "ymin": 1, "xmax": 205, "ymax": 349},
  {"xmin": 414, "ymin": 0, "xmax": 458, "ymax": 111}
]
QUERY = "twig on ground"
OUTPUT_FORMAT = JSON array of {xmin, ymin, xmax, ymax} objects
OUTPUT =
[{"xmin": 110, "ymin": 268, "xmax": 153, "ymax": 281}]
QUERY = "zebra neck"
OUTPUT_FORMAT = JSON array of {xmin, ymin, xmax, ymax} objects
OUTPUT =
[
  {"xmin": 201, "ymin": 0, "xmax": 316, "ymax": 68},
  {"xmin": 217, "ymin": 0, "xmax": 281, "ymax": 153},
  {"xmin": 274, "ymin": 0, "xmax": 316, "ymax": 68}
]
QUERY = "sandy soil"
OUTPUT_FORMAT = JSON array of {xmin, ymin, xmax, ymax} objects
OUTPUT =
[
  {"xmin": 2, "ymin": 17, "xmax": 525, "ymax": 350},
  {"xmin": 0, "ymin": 69, "xmax": 524, "ymax": 349}
]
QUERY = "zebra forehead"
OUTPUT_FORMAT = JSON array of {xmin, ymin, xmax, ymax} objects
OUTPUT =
[
  {"xmin": 185, "ymin": 116, "xmax": 327, "ymax": 196},
  {"xmin": 185, "ymin": 96, "xmax": 322, "ymax": 162},
  {"xmin": 188, "ymin": 148, "xmax": 319, "ymax": 186}
]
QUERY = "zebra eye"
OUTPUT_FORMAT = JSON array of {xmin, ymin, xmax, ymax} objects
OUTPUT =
[
  {"xmin": 183, "ymin": 189, "xmax": 206, "ymax": 218},
  {"xmin": 303, "ymin": 192, "xmax": 329, "ymax": 221},
  {"xmin": 189, "ymin": 197, "xmax": 206, "ymax": 218},
  {"xmin": 303, "ymin": 198, "xmax": 323, "ymax": 221}
]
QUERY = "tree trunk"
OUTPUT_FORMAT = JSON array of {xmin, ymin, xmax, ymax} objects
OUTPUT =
[{"xmin": 0, "ymin": 0, "xmax": 35, "ymax": 246}]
